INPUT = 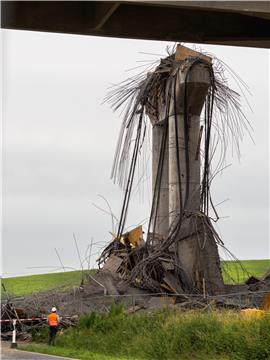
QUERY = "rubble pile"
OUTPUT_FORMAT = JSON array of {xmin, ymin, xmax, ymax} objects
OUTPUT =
[{"xmin": 1, "ymin": 265, "xmax": 270, "ymax": 341}]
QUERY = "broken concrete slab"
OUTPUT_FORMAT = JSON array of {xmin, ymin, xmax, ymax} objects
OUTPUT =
[
  {"xmin": 102, "ymin": 255, "xmax": 123, "ymax": 274},
  {"xmin": 162, "ymin": 272, "xmax": 183, "ymax": 294}
]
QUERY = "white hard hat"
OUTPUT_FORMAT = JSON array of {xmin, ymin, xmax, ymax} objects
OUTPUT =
[{"xmin": 51, "ymin": 307, "xmax": 57, "ymax": 312}]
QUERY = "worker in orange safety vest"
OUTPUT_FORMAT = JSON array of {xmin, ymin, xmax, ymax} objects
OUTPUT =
[{"xmin": 47, "ymin": 307, "xmax": 60, "ymax": 345}]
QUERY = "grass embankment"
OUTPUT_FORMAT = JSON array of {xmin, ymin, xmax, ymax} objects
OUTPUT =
[
  {"xmin": 1, "ymin": 270, "xmax": 95, "ymax": 298},
  {"xmin": 22, "ymin": 306, "xmax": 270, "ymax": 360}
]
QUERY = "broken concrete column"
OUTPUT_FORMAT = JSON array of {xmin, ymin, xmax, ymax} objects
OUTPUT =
[
  {"xmin": 168, "ymin": 63, "xmax": 210, "ymax": 226},
  {"xmin": 168, "ymin": 63, "xmax": 209, "ymax": 289},
  {"xmin": 168, "ymin": 60, "xmax": 224, "ymax": 294},
  {"xmin": 144, "ymin": 47, "xmax": 224, "ymax": 293}
]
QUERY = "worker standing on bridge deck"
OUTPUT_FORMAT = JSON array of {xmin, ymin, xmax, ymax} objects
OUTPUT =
[{"xmin": 47, "ymin": 307, "xmax": 60, "ymax": 345}]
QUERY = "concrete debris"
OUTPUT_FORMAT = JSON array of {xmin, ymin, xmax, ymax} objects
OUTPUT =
[
  {"xmin": 102, "ymin": 255, "xmax": 123, "ymax": 274},
  {"xmin": 162, "ymin": 272, "xmax": 183, "ymax": 294}
]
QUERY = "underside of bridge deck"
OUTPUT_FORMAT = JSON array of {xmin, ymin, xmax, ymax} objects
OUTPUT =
[{"xmin": 1, "ymin": 1, "xmax": 270, "ymax": 48}]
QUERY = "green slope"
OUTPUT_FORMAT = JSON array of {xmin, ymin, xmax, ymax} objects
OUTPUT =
[{"xmin": 1, "ymin": 270, "xmax": 94, "ymax": 298}]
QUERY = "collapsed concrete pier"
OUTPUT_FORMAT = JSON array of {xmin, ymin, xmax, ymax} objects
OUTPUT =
[
  {"xmin": 100, "ymin": 44, "xmax": 249, "ymax": 296},
  {"xmin": 146, "ymin": 46, "xmax": 224, "ymax": 294}
]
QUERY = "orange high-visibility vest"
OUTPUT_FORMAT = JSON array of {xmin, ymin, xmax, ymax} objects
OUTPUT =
[{"xmin": 48, "ymin": 313, "xmax": 59, "ymax": 326}]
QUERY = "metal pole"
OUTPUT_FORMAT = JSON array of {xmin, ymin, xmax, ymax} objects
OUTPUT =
[
  {"xmin": 11, "ymin": 319, "xmax": 17, "ymax": 348},
  {"xmin": 203, "ymin": 278, "xmax": 206, "ymax": 299}
]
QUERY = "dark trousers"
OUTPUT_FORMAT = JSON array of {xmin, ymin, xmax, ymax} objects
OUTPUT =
[{"xmin": 48, "ymin": 326, "xmax": 58, "ymax": 345}]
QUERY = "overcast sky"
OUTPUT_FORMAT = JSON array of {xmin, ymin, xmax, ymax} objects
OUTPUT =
[{"xmin": 1, "ymin": 29, "xmax": 269, "ymax": 277}]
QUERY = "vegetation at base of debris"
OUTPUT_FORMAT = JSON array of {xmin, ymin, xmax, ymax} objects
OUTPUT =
[
  {"xmin": 222, "ymin": 259, "xmax": 270, "ymax": 285},
  {"xmin": 1, "ymin": 270, "xmax": 96, "ymax": 299},
  {"xmin": 29, "ymin": 305, "xmax": 270, "ymax": 360},
  {"xmin": 2, "ymin": 259, "xmax": 269, "ymax": 299}
]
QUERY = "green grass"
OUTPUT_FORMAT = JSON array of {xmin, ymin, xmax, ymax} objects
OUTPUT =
[
  {"xmin": 1, "ymin": 270, "xmax": 95, "ymax": 298},
  {"xmin": 21, "ymin": 344, "xmax": 229, "ymax": 360},
  {"xmin": 221, "ymin": 259, "xmax": 270, "ymax": 285},
  {"xmin": 21, "ymin": 344, "xmax": 140, "ymax": 360},
  {"xmin": 23, "ymin": 306, "xmax": 270, "ymax": 360},
  {"xmin": 2, "ymin": 259, "xmax": 270, "ymax": 298}
]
